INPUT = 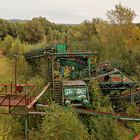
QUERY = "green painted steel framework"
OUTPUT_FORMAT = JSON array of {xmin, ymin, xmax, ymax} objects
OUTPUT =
[{"xmin": 0, "ymin": 44, "xmax": 140, "ymax": 139}]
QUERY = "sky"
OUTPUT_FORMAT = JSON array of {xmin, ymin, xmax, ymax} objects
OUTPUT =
[{"xmin": 0, "ymin": 0, "xmax": 139, "ymax": 24}]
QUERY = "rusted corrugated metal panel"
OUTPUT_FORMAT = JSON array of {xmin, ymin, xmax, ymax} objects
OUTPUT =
[
  {"xmin": 111, "ymin": 74, "xmax": 134, "ymax": 82},
  {"xmin": 63, "ymin": 80, "xmax": 86, "ymax": 86}
]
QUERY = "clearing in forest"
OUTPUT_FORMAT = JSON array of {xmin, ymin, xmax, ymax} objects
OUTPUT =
[{"xmin": 0, "ymin": 52, "xmax": 13, "ymax": 83}]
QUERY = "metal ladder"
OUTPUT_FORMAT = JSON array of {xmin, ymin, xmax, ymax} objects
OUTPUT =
[{"xmin": 53, "ymin": 80, "xmax": 62, "ymax": 104}]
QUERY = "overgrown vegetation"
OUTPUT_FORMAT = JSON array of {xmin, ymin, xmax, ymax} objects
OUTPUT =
[
  {"xmin": 29, "ymin": 105, "xmax": 90, "ymax": 140},
  {"xmin": 0, "ymin": 109, "xmax": 22, "ymax": 140},
  {"xmin": 0, "ymin": 3, "xmax": 140, "ymax": 140}
]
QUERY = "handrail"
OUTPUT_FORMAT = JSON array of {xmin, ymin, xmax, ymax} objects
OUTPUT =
[
  {"xmin": 0, "ymin": 83, "xmax": 35, "ymax": 86},
  {"xmin": 27, "ymin": 82, "xmax": 50, "ymax": 109},
  {"xmin": 75, "ymin": 108, "xmax": 140, "ymax": 122},
  {"xmin": 10, "ymin": 85, "xmax": 35, "ymax": 112},
  {"xmin": 0, "ymin": 84, "xmax": 36, "ymax": 94}
]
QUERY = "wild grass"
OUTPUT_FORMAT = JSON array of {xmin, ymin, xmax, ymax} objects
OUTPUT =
[{"xmin": 0, "ymin": 54, "xmax": 13, "ymax": 83}]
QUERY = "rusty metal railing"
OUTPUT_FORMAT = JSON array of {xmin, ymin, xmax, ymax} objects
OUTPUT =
[{"xmin": 0, "ymin": 83, "xmax": 36, "ymax": 114}]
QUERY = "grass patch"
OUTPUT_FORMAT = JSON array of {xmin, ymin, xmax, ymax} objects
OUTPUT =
[{"xmin": 0, "ymin": 55, "xmax": 13, "ymax": 83}]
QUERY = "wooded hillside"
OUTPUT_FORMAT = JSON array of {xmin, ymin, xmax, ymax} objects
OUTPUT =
[{"xmin": 0, "ymin": 4, "xmax": 140, "ymax": 140}]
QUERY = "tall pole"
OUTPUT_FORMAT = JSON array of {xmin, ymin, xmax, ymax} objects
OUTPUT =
[
  {"xmin": 14, "ymin": 53, "xmax": 17, "ymax": 93},
  {"xmin": 25, "ymin": 115, "xmax": 29, "ymax": 140},
  {"xmin": 130, "ymin": 87, "xmax": 133, "ymax": 103},
  {"xmin": 52, "ymin": 58, "xmax": 54, "ymax": 96},
  {"xmin": 88, "ymin": 57, "xmax": 91, "ymax": 78}
]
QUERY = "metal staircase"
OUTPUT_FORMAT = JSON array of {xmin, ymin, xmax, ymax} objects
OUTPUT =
[{"xmin": 53, "ymin": 80, "xmax": 62, "ymax": 104}]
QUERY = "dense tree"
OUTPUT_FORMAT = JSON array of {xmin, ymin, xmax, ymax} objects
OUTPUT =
[
  {"xmin": 9, "ymin": 38, "xmax": 24, "ymax": 55},
  {"xmin": 0, "ymin": 35, "xmax": 14, "ymax": 55},
  {"xmin": 107, "ymin": 4, "xmax": 136, "ymax": 24},
  {"xmin": 0, "ymin": 19, "xmax": 16, "ymax": 40},
  {"xmin": 17, "ymin": 20, "xmax": 44, "ymax": 44},
  {"xmin": 32, "ymin": 17, "xmax": 52, "ymax": 35},
  {"xmin": 25, "ymin": 20, "xmax": 45, "ymax": 43},
  {"xmin": 106, "ymin": 4, "xmax": 137, "ymax": 48},
  {"xmin": 67, "ymin": 20, "xmax": 101, "ymax": 51}
]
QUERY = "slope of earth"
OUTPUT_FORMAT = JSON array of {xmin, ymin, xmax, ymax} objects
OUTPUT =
[{"xmin": 0, "ymin": 52, "xmax": 13, "ymax": 83}]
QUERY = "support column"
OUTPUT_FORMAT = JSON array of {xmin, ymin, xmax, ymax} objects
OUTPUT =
[
  {"xmin": 88, "ymin": 58, "xmax": 91, "ymax": 78},
  {"xmin": 25, "ymin": 115, "xmax": 28, "ymax": 140},
  {"xmin": 130, "ymin": 88, "xmax": 133, "ymax": 103},
  {"xmin": 60, "ymin": 66, "xmax": 64, "ymax": 78},
  {"xmin": 51, "ymin": 58, "xmax": 54, "ymax": 96},
  {"xmin": 14, "ymin": 53, "xmax": 17, "ymax": 93}
]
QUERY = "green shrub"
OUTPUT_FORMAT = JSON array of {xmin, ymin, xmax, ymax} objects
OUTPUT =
[
  {"xmin": 0, "ymin": 110, "xmax": 22, "ymax": 140},
  {"xmin": 29, "ymin": 105, "xmax": 91, "ymax": 140}
]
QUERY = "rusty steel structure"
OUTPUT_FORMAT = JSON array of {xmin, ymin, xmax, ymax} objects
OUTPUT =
[
  {"xmin": 0, "ymin": 83, "xmax": 50, "ymax": 140},
  {"xmin": 24, "ymin": 44, "xmax": 140, "ymax": 105},
  {"xmin": 0, "ymin": 43, "xmax": 140, "ymax": 139}
]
